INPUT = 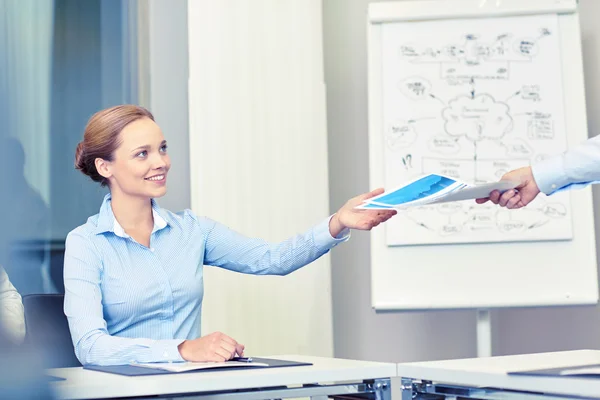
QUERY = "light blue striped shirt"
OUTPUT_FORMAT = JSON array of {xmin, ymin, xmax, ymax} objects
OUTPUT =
[
  {"xmin": 532, "ymin": 134, "xmax": 600, "ymax": 194},
  {"xmin": 64, "ymin": 194, "xmax": 349, "ymax": 366}
]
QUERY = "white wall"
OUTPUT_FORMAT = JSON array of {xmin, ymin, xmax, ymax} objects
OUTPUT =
[
  {"xmin": 187, "ymin": 0, "xmax": 333, "ymax": 357},
  {"xmin": 147, "ymin": 0, "xmax": 190, "ymax": 212}
]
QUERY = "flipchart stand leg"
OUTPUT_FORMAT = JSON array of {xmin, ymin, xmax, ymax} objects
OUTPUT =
[{"xmin": 477, "ymin": 309, "xmax": 492, "ymax": 357}]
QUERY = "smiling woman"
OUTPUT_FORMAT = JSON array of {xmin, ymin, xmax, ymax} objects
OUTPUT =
[
  {"xmin": 63, "ymin": 104, "xmax": 397, "ymax": 366},
  {"xmin": 74, "ymin": 106, "xmax": 171, "ymax": 247}
]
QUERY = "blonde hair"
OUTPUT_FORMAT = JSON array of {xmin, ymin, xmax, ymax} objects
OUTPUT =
[{"xmin": 75, "ymin": 105, "xmax": 154, "ymax": 186}]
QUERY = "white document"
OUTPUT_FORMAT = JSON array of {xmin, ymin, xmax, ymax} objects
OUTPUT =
[
  {"xmin": 559, "ymin": 367, "xmax": 600, "ymax": 376},
  {"xmin": 430, "ymin": 180, "xmax": 519, "ymax": 204},
  {"xmin": 133, "ymin": 360, "xmax": 268, "ymax": 373},
  {"xmin": 357, "ymin": 174, "xmax": 517, "ymax": 210}
]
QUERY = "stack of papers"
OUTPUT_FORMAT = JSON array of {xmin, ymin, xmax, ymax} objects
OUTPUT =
[
  {"xmin": 132, "ymin": 360, "xmax": 269, "ymax": 373},
  {"xmin": 83, "ymin": 357, "xmax": 312, "ymax": 376},
  {"xmin": 358, "ymin": 174, "xmax": 518, "ymax": 210},
  {"xmin": 508, "ymin": 363, "xmax": 600, "ymax": 378}
]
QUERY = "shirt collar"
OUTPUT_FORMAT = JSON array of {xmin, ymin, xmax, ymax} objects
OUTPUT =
[{"xmin": 94, "ymin": 193, "xmax": 170, "ymax": 236}]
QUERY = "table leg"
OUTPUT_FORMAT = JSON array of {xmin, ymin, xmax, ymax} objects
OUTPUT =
[{"xmin": 400, "ymin": 377, "xmax": 414, "ymax": 400}]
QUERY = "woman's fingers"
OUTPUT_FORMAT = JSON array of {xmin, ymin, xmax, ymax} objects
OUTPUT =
[
  {"xmin": 235, "ymin": 343, "xmax": 245, "ymax": 357},
  {"xmin": 214, "ymin": 347, "xmax": 232, "ymax": 361},
  {"xmin": 220, "ymin": 341, "xmax": 237, "ymax": 358}
]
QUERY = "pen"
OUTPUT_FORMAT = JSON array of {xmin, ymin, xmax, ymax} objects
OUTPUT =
[{"xmin": 233, "ymin": 357, "xmax": 253, "ymax": 363}]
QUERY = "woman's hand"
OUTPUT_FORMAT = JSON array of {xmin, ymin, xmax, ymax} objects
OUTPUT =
[
  {"xmin": 329, "ymin": 188, "xmax": 397, "ymax": 237},
  {"xmin": 178, "ymin": 332, "xmax": 245, "ymax": 362}
]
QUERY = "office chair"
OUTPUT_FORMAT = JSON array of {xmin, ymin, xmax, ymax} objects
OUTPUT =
[
  {"xmin": 48, "ymin": 241, "xmax": 66, "ymax": 293},
  {"xmin": 22, "ymin": 294, "xmax": 81, "ymax": 368}
]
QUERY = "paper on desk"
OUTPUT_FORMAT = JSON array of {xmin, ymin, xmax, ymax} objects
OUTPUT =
[
  {"xmin": 356, "ymin": 174, "xmax": 519, "ymax": 210},
  {"xmin": 133, "ymin": 360, "xmax": 269, "ymax": 373},
  {"xmin": 559, "ymin": 366, "xmax": 600, "ymax": 376}
]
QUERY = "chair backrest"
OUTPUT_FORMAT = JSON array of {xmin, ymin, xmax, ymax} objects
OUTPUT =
[{"xmin": 22, "ymin": 294, "xmax": 81, "ymax": 368}]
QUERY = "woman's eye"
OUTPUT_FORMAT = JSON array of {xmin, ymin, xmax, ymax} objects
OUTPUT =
[
  {"xmin": 137, "ymin": 150, "xmax": 147, "ymax": 158},
  {"xmin": 160, "ymin": 145, "xmax": 168, "ymax": 153}
]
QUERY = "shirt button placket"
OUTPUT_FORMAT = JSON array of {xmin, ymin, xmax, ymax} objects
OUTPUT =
[{"xmin": 148, "ymin": 242, "xmax": 175, "ymax": 331}]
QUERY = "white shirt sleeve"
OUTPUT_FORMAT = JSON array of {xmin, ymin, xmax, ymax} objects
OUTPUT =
[
  {"xmin": 0, "ymin": 266, "xmax": 25, "ymax": 344},
  {"xmin": 532, "ymin": 134, "xmax": 600, "ymax": 195}
]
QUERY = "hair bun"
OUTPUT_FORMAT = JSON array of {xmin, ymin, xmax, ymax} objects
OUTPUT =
[{"xmin": 75, "ymin": 142, "xmax": 87, "ymax": 173}]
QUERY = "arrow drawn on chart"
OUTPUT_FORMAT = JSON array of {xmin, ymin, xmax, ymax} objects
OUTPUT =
[
  {"xmin": 528, "ymin": 220, "xmax": 549, "ymax": 229},
  {"xmin": 429, "ymin": 93, "xmax": 446, "ymax": 105},
  {"xmin": 505, "ymin": 90, "xmax": 521, "ymax": 102},
  {"xmin": 407, "ymin": 117, "xmax": 437, "ymax": 123},
  {"xmin": 405, "ymin": 214, "xmax": 433, "ymax": 231}
]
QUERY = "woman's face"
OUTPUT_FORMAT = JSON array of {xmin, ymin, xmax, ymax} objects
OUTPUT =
[{"xmin": 105, "ymin": 117, "xmax": 171, "ymax": 200}]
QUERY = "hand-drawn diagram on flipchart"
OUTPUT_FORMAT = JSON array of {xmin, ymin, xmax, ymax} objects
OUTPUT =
[{"xmin": 381, "ymin": 14, "xmax": 573, "ymax": 246}]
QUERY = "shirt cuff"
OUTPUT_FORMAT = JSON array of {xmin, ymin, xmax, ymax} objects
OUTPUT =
[
  {"xmin": 313, "ymin": 215, "xmax": 351, "ymax": 250},
  {"xmin": 151, "ymin": 339, "xmax": 186, "ymax": 363},
  {"xmin": 531, "ymin": 155, "xmax": 570, "ymax": 195}
]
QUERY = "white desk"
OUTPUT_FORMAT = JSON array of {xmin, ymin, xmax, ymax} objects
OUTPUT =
[
  {"xmin": 397, "ymin": 350, "xmax": 600, "ymax": 399},
  {"xmin": 48, "ymin": 355, "xmax": 396, "ymax": 400}
]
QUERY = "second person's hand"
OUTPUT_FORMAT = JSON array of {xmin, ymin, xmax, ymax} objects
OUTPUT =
[
  {"xmin": 178, "ymin": 331, "xmax": 245, "ymax": 362},
  {"xmin": 476, "ymin": 166, "xmax": 541, "ymax": 209}
]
